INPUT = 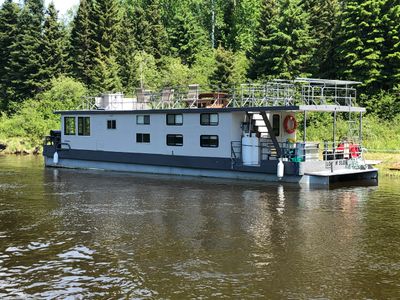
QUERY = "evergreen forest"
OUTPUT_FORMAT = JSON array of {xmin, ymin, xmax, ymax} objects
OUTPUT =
[{"xmin": 0, "ymin": 0, "xmax": 399, "ymax": 152}]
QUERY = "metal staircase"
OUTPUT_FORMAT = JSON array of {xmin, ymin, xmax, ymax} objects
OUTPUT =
[{"xmin": 251, "ymin": 113, "xmax": 279, "ymax": 159}]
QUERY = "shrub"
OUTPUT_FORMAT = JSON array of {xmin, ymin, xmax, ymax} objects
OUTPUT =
[{"xmin": 0, "ymin": 76, "xmax": 86, "ymax": 152}]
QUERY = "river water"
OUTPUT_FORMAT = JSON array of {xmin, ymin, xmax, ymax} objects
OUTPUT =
[{"xmin": 0, "ymin": 155, "xmax": 399, "ymax": 299}]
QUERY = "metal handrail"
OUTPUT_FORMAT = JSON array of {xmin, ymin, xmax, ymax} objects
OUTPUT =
[
  {"xmin": 231, "ymin": 141, "xmax": 242, "ymax": 162},
  {"xmin": 58, "ymin": 142, "xmax": 71, "ymax": 150},
  {"xmin": 79, "ymin": 79, "xmax": 361, "ymax": 111}
]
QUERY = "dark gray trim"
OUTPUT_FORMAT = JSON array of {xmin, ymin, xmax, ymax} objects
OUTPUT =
[
  {"xmin": 43, "ymin": 145, "xmax": 301, "ymax": 175},
  {"xmin": 43, "ymin": 146, "xmax": 231, "ymax": 171}
]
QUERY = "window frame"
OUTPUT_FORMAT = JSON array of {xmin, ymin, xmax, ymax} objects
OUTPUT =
[
  {"xmin": 64, "ymin": 117, "xmax": 76, "ymax": 136},
  {"xmin": 136, "ymin": 133, "xmax": 151, "ymax": 143},
  {"xmin": 136, "ymin": 115, "xmax": 150, "ymax": 125},
  {"xmin": 78, "ymin": 117, "xmax": 91, "ymax": 136},
  {"xmin": 200, "ymin": 135, "xmax": 219, "ymax": 148},
  {"xmin": 166, "ymin": 134, "xmax": 183, "ymax": 146},
  {"xmin": 166, "ymin": 114, "xmax": 183, "ymax": 126},
  {"xmin": 272, "ymin": 114, "xmax": 280, "ymax": 137},
  {"xmin": 200, "ymin": 113, "xmax": 219, "ymax": 126},
  {"xmin": 107, "ymin": 120, "xmax": 117, "ymax": 129}
]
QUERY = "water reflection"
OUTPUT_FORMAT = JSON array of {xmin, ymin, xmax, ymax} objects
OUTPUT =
[{"xmin": 0, "ymin": 155, "xmax": 399, "ymax": 299}]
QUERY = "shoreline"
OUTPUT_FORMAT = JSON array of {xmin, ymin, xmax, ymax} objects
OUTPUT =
[{"xmin": 364, "ymin": 152, "xmax": 400, "ymax": 177}]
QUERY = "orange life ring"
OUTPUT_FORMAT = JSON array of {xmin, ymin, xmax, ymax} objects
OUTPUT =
[{"xmin": 283, "ymin": 115, "xmax": 297, "ymax": 134}]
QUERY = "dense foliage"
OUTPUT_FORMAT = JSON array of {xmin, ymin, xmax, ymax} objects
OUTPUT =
[
  {"xmin": 0, "ymin": 76, "xmax": 86, "ymax": 152},
  {"xmin": 0, "ymin": 0, "xmax": 399, "ymax": 151}
]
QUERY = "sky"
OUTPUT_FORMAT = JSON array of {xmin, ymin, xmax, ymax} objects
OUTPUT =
[
  {"xmin": 45, "ymin": 0, "xmax": 79, "ymax": 15},
  {"xmin": 0, "ymin": 0, "xmax": 79, "ymax": 16}
]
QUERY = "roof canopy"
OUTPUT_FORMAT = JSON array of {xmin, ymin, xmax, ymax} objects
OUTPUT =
[{"xmin": 295, "ymin": 78, "xmax": 362, "ymax": 86}]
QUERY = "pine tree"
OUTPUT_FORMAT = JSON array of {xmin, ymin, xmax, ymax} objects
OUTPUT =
[
  {"xmin": 131, "ymin": 5, "xmax": 151, "ymax": 53},
  {"xmin": 92, "ymin": 0, "xmax": 121, "ymax": 57},
  {"xmin": 248, "ymin": 0, "xmax": 279, "ymax": 79},
  {"xmin": 69, "ymin": 0, "xmax": 97, "ymax": 87},
  {"xmin": 93, "ymin": 52, "xmax": 122, "ymax": 92},
  {"xmin": 381, "ymin": 1, "xmax": 400, "ymax": 89},
  {"xmin": 168, "ymin": 11, "xmax": 208, "ymax": 66},
  {"xmin": 219, "ymin": 0, "xmax": 235, "ymax": 49},
  {"xmin": 301, "ymin": 0, "xmax": 340, "ymax": 77},
  {"xmin": 6, "ymin": 0, "xmax": 45, "ymax": 103},
  {"xmin": 250, "ymin": 0, "xmax": 314, "ymax": 79},
  {"xmin": 335, "ymin": 0, "xmax": 385, "ymax": 91},
  {"xmin": 209, "ymin": 46, "xmax": 248, "ymax": 86},
  {"xmin": 133, "ymin": 0, "xmax": 168, "ymax": 59},
  {"xmin": 0, "ymin": 0, "xmax": 20, "ymax": 110},
  {"xmin": 209, "ymin": 46, "xmax": 234, "ymax": 85},
  {"xmin": 90, "ymin": 0, "xmax": 123, "ymax": 92},
  {"xmin": 41, "ymin": 2, "xmax": 68, "ymax": 87},
  {"xmin": 117, "ymin": 4, "xmax": 138, "ymax": 92},
  {"xmin": 224, "ymin": 0, "xmax": 262, "ymax": 52}
]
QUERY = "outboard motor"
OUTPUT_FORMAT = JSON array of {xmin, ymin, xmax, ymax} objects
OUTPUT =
[{"xmin": 49, "ymin": 130, "xmax": 61, "ymax": 148}]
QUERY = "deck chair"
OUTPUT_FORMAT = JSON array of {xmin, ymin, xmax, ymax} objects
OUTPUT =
[
  {"xmin": 136, "ymin": 88, "xmax": 151, "ymax": 102},
  {"xmin": 136, "ymin": 88, "xmax": 152, "ymax": 109},
  {"xmin": 160, "ymin": 88, "xmax": 175, "ymax": 108},
  {"xmin": 185, "ymin": 84, "xmax": 199, "ymax": 108}
]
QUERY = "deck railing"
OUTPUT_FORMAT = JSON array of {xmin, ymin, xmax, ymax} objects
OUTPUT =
[
  {"xmin": 80, "ymin": 79, "xmax": 361, "ymax": 111},
  {"xmin": 230, "ymin": 140, "xmax": 364, "ymax": 165}
]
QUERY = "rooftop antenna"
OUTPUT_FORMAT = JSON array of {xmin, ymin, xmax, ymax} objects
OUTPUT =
[{"xmin": 211, "ymin": 0, "xmax": 215, "ymax": 48}]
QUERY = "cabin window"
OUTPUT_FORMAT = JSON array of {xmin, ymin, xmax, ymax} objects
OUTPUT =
[
  {"xmin": 137, "ymin": 115, "xmax": 150, "ymax": 125},
  {"xmin": 64, "ymin": 117, "xmax": 76, "ymax": 135},
  {"xmin": 200, "ymin": 135, "xmax": 219, "ymax": 148},
  {"xmin": 107, "ymin": 120, "xmax": 116, "ymax": 129},
  {"xmin": 272, "ymin": 114, "xmax": 280, "ymax": 137},
  {"xmin": 200, "ymin": 113, "xmax": 219, "ymax": 126},
  {"xmin": 136, "ymin": 133, "xmax": 150, "ymax": 143},
  {"xmin": 78, "ymin": 117, "xmax": 90, "ymax": 136},
  {"xmin": 166, "ymin": 134, "xmax": 183, "ymax": 146},
  {"xmin": 166, "ymin": 114, "xmax": 183, "ymax": 125}
]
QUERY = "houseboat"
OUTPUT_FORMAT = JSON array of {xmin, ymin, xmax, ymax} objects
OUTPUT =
[{"xmin": 43, "ymin": 78, "xmax": 378, "ymax": 186}]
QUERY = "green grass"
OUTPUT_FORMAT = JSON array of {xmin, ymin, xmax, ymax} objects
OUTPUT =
[
  {"xmin": 364, "ymin": 152, "xmax": 400, "ymax": 177},
  {"xmin": 303, "ymin": 114, "xmax": 400, "ymax": 151}
]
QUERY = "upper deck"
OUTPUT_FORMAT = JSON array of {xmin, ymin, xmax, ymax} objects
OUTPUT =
[{"xmin": 69, "ymin": 78, "xmax": 365, "ymax": 115}]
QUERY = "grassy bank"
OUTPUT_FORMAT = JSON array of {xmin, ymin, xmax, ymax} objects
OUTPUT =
[
  {"xmin": 0, "ymin": 137, "xmax": 40, "ymax": 155},
  {"xmin": 364, "ymin": 152, "xmax": 400, "ymax": 177}
]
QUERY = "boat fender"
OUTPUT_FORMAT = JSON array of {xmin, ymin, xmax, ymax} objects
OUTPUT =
[
  {"xmin": 53, "ymin": 151, "xmax": 59, "ymax": 164},
  {"xmin": 284, "ymin": 115, "xmax": 297, "ymax": 134},
  {"xmin": 277, "ymin": 159, "xmax": 284, "ymax": 178}
]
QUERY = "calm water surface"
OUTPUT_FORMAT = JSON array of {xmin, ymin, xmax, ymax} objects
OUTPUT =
[{"xmin": 0, "ymin": 155, "xmax": 400, "ymax": 299}]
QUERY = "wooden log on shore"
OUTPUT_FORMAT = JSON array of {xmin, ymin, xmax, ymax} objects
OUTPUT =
[{"xmin": 389, "ymin": 162, "xmax": 400, "ymax": 171}]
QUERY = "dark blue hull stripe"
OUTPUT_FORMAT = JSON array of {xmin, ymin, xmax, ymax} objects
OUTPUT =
[{"xmin": 43, "ymin": 145, "xmax": 301, "ymax": 175}]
